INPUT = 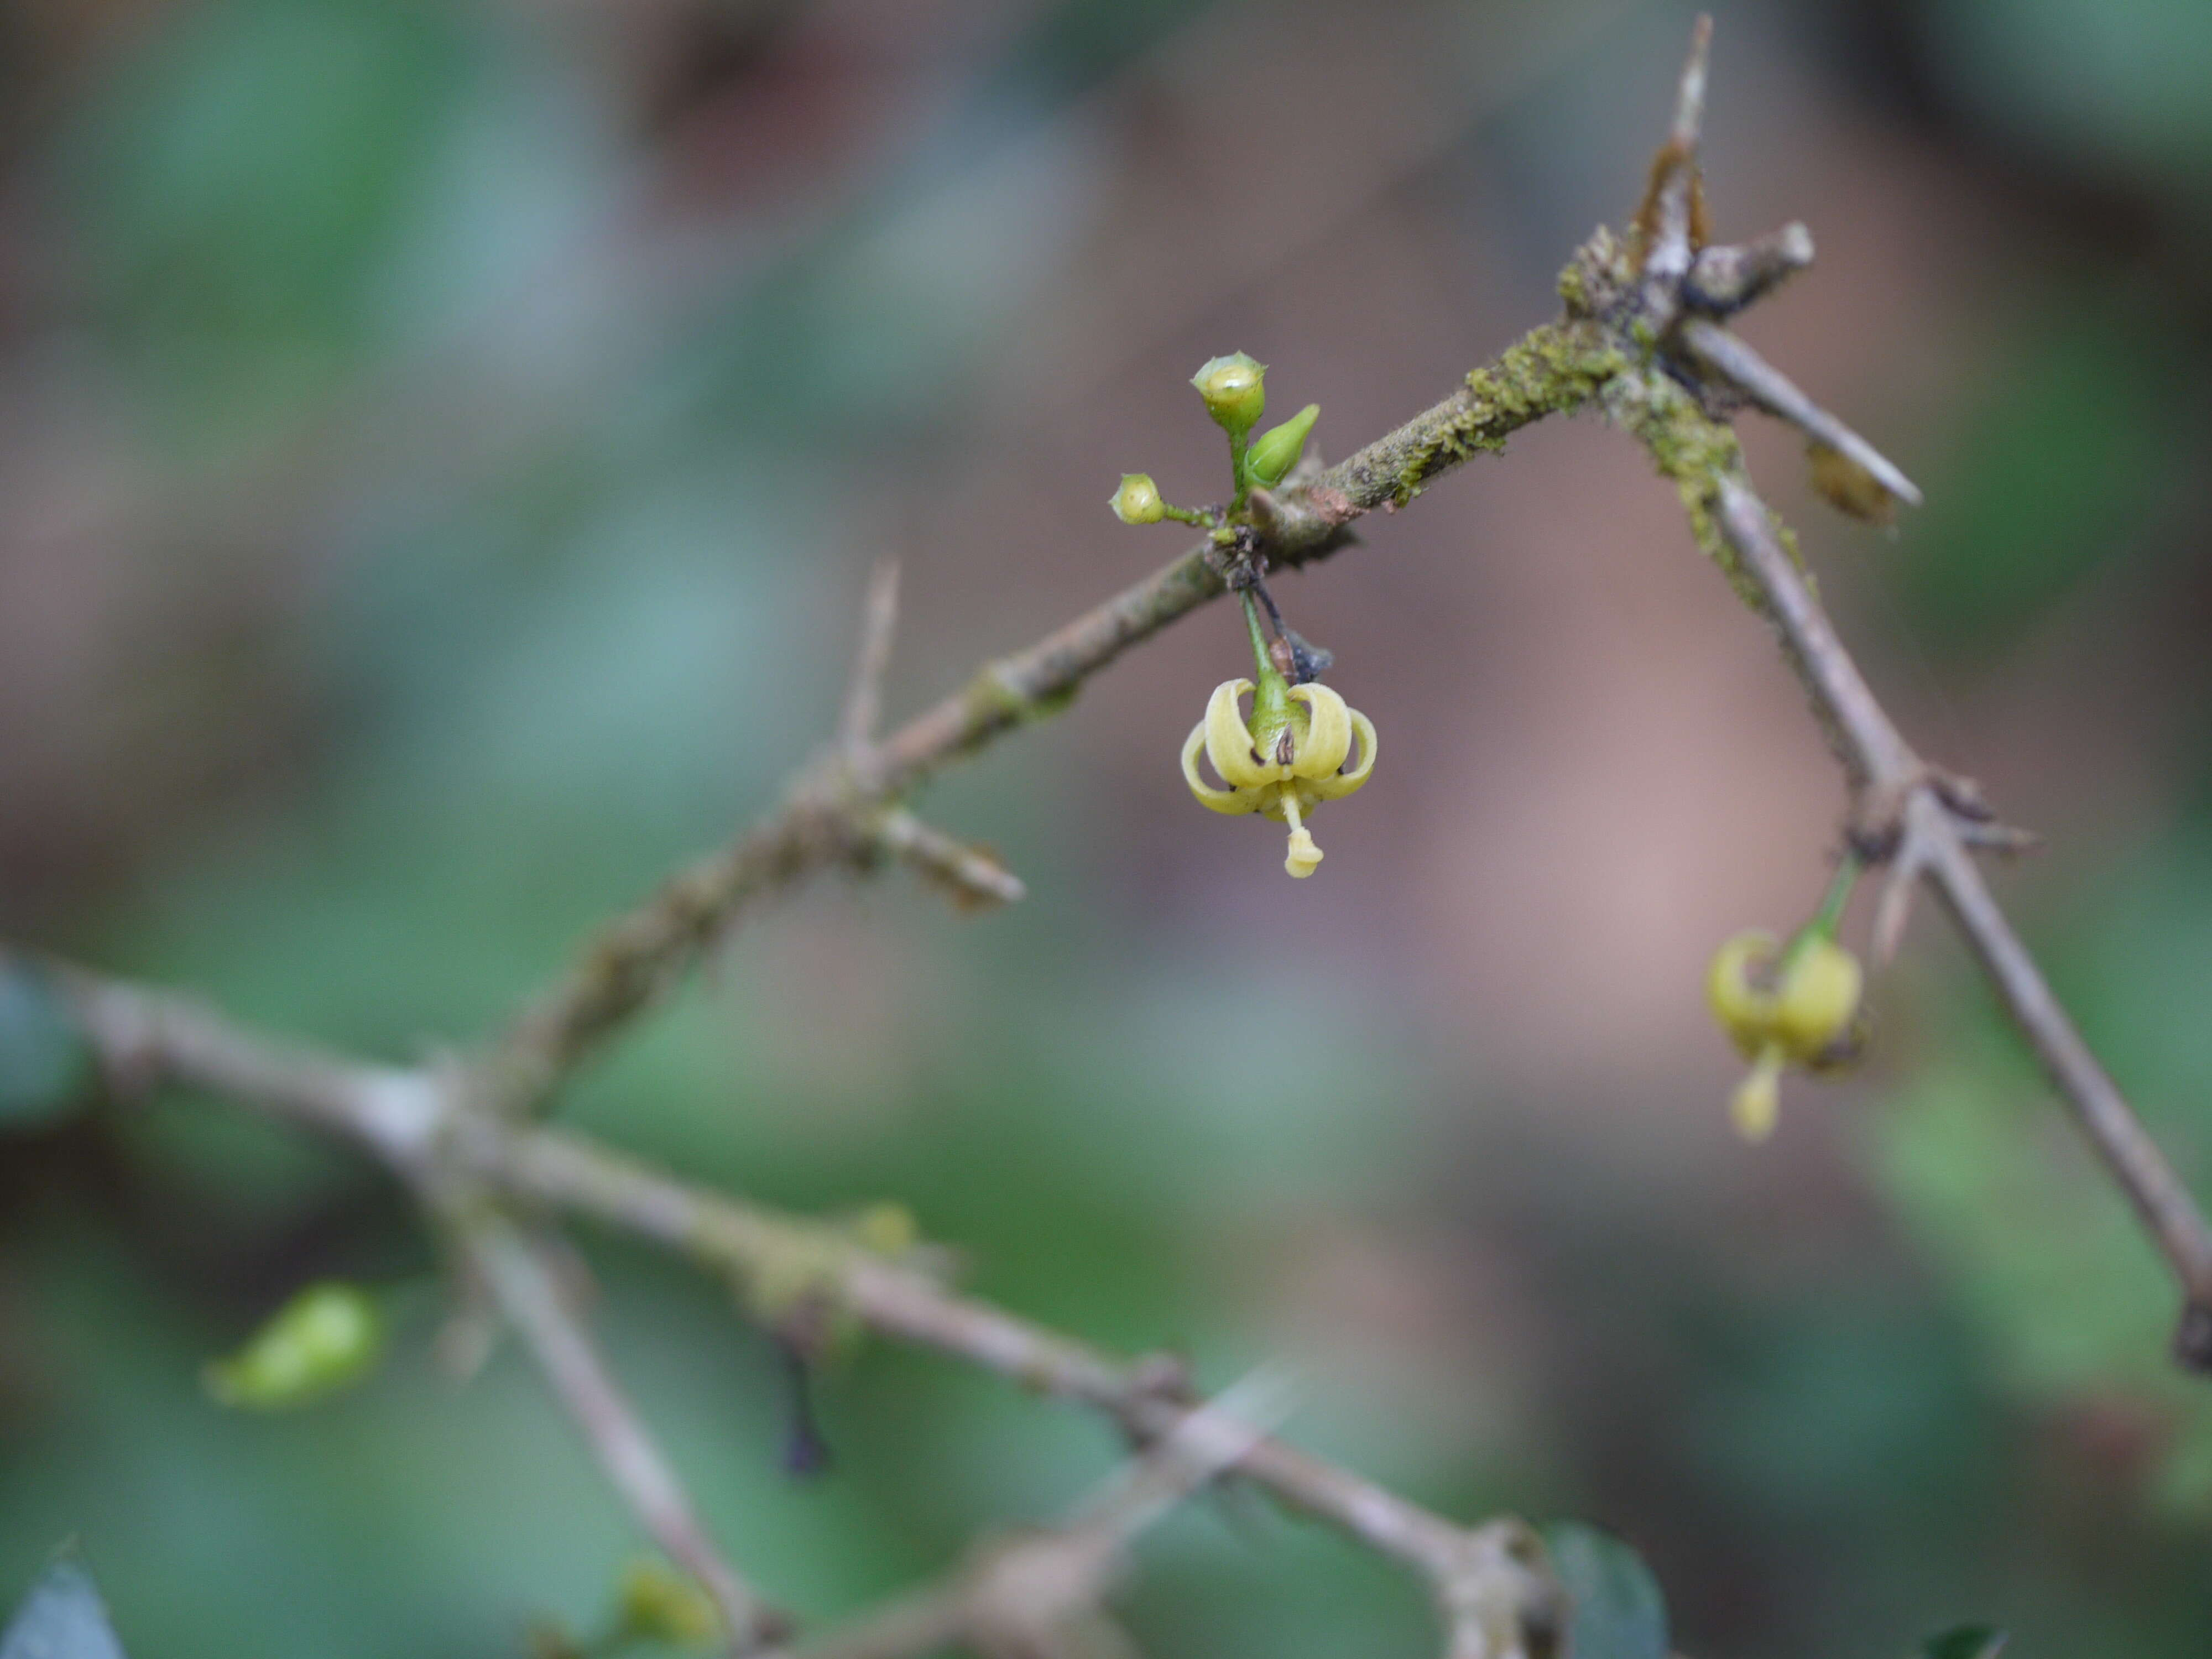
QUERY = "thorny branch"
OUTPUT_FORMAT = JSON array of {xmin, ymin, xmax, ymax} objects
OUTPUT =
[
  {"xmin": 462, "ymin": 1211, "xmax": 787, "ymax": 1647},
  {"xmin": 39, "ymin": 963, "xmax": 1563, "ymax": 1659},
  {"xmin": 12, "ymin": 15, "xmax": 2212, "ymax": 1659},
  {"xmin": 763, "ymin": 1368, "xmax": 1298, "ymax": 1659}
]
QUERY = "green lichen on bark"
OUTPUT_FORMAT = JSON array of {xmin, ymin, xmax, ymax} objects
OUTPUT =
[
  {"xmin": 1597, "ymin": 367, "xmax": 1767, "ymax": 607},
  {"xmin": 1383, "ymin": 324, "xmax": 1624, "ymax": 507},
  {"xmin": 958, "ymin": 664, "xmax": 1081, "ymax": 748}
]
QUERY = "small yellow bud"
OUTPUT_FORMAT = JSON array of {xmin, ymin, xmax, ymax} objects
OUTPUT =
[
  {"xmin": 1775, "ymin": 938, "xmax": 1863, "ymax": 1057},
  {"xmin": 1191, "ymin": 352, "xmax": 1266, "ymax": 435},
  {"xmin": 204, "ymin": 1281, "xmax": 384, "ymax": 1410},
  {"xmin": 1110, "ymin": 472, "xmax": 1166, "ymax": 525},
  {"xmin": 1246, "ymin": 403, "xmax": 1319, "ymax": 487},
  {"xmin": 617, "ymin": 1561, "xmax": 721, "ymax": 1647}
]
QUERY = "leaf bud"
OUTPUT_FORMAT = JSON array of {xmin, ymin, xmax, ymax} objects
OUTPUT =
[
  {"xmin": 204, "ymin": 1281, "xmax": 384, "ymax": 1410},
  {"xmin": 1245, "ymin": 403, "xmax": 1320, "ymax": 487}
]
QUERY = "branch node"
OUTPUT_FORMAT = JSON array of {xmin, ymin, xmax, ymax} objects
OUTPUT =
[
  {"xmin": 1435, "ymin": 1520, "xmax": 1567, "ymax": 1659},
  {"xmin": 1683, "ymin": 222, "xmax": 1814, "ymax": 314}
]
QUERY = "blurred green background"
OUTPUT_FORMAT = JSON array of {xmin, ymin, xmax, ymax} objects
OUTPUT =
[{"xmin": 4, "ymin": 0, "xmax": 2212, "ymax": 1653}]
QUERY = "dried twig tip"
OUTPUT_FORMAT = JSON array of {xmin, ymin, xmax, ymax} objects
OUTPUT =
[{"xmin": 1673, "ymin": 14, "xmax": 1714, "ymax": 149}]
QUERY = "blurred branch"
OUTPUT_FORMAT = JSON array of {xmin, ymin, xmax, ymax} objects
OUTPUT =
[
  {"xmin": 34, "ymin": 958, "xmax": 1564, "ymax": 1658},
  {"xmin": 487, "ymin": 311, "xmax": 1618, "ymax": 1109},
  {"xmin": 462, "ymin": 1209, "xmax": 786, "ymax": 1649},
  {"xmin": 1582, "ymin": 24, "xmax": 2212, "ymax": 1366},
  {"xmin": 839, "ymin": 558, "xmax": 902, "ymax": 764},
  {"xmin": 766, "ymin": 1368, "xmax": 1298, "ymax": 1659},
  {"xmin": 13, "ymin": 20, "xmax": 2212, "ymax": 1659}
]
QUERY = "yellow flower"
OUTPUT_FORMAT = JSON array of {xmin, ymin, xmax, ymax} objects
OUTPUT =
[
  {"xmin": 1705, "ymin": 930, "xmax": 1864, "ymax": 1142},
  {"xmin": 1182, "ymin": 675, "xmax": 1376, "ymax": 877}
]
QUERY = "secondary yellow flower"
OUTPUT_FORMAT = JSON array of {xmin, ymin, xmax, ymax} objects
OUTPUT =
[
  {"xmin": 1706, "ymin": 930, "xmax": 1864, "ymax": 1141},
  {"xmin": 1182, "ymin": 675, "xmax": 1376, "ymax": 877}
]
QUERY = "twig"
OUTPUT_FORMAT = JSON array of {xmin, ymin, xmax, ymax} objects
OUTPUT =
[
  {"xmin": 1677, "ymin": 319, "xmax": 1923, "ymax": 506},
  {"xmin": 840, "ymin": 559, "xmax": 902, "ymax": 764},
  {"xmin": 872, "ymin": 806, "xmax": 1026, "ymax": 909},
  {"xmin": 38, "ymin": 962, "xmax": 1564, "ymax": 1655},
  {"xmin": 1682, "ymin": 222, "xmax": 1814, "ymax": 315},
  {"xmin": 766, "ymin": 1369, "xmax": 1298, "ymax": 1659},
  {"xmin": 463, "ymin": 1208, "xmax": 786, "ymax": 1651},
  {"xmin": 1589, "ymin": 24, "xmax": 2212, "ymax": 1367},
  {"xmin": 486, "ymin": 318, "xmax": 1618, "ymax": 1108},
  {"xmin": 14, "ymin": 30, "xmax": 2212, "ymax": 1659},
  {"xmin": 473, "ymin": 1121, "xmax": 1559, "ymax": 1632}
]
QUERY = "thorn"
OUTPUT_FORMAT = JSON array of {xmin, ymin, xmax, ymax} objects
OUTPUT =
[
  {"xmin": 839, "ymin": 557, "xmax": 902, "ymax": 760},
  {"xmin": 1872, "ymin": 840, "xmax": 1930, "ymax": 966},
  {"xmin": 1683, "ymin": 223, "xmax": 1815, "ymax": 314},
  {"xmin": 875, "ymin": 806, "xmax": 1026, "ymax": 910},
  {"xmin": 1677, "ymin": 319, "xmax": 1924, "ymax": 507},
  {"xmin": 1673, "ymin": 14, "xmax": 1714, "ymax": 152},
  {"xmin": 1634, "ymin": 17, "xmax": 1716, "ymax": 285}
]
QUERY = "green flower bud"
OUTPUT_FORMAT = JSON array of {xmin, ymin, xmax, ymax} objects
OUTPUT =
[
  {"xmin": 204, "ymin": 1281, "xmax": 384, "ymax": 1410},
  {"xmin": 1190, "ymin": 352, "xmax": 1266, "ymax": 435},
  {"xmin": 1110, "ymin": 473, "xmax": 1166, "ymax": 525},
  {"xmin": 1245, "ymin": 403, "xmax": 1319, "ymax": 488}
]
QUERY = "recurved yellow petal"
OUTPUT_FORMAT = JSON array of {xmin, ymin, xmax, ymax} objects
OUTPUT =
[
  {"xmin": 1287, "ymin": 683, "xmax": 1352, "ymax": 777},
  {"xmin": 1307, "ymin": 708, "xmax": 1376, "ymax": 801},
  {"xmin": 1705, "ymin": 930, "xmax": 1780, "ymax": 1054},
  {"xmin": 1203, "ymin": 679, "xmax": 1280, "ymax": 789},
  {"xmin": 1182, "ymin": 722, "xmax": 1261, "ymax": 813}
]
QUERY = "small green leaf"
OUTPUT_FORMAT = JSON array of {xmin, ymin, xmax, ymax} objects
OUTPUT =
[
  {"xmin": 1, "ymin": 1555, "xmax": 131, "ymax": 1659},
  {"xmin": 1922, "ymin": 1625, "xmax": 2007, "ymax": 1659},
  {"xmin": 1541, "ymin": 1521, "xmax": 1667, "ymax": 1659},
  {"xmin": 0, "ymin": 958, "xmax": 91, "ymax": 1129},
  {"xmin": 204, "ymin": 1281, "xmax": 386, "ymax": 1410}
]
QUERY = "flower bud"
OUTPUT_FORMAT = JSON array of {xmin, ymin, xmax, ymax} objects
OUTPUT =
[
  {"xmin": 1190, "ymin": 352, "xmax": 1266, "ymax": 435},
  {"xmin": 1110, "ymin": 473, "xmax": 1166, "ymax": 525},
  {"xmin": 204, "ymin": 1281, "xmax": 383, "ymax": 1410},
  {"xmin": 1245, "ymin": 403, "xmax": 1319, "ymax": 487}
]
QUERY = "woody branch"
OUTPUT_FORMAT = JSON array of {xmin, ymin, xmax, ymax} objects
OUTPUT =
[{"xmin": 10, "ymin": 16, "xmax": 2212, "ymax": 1659}]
